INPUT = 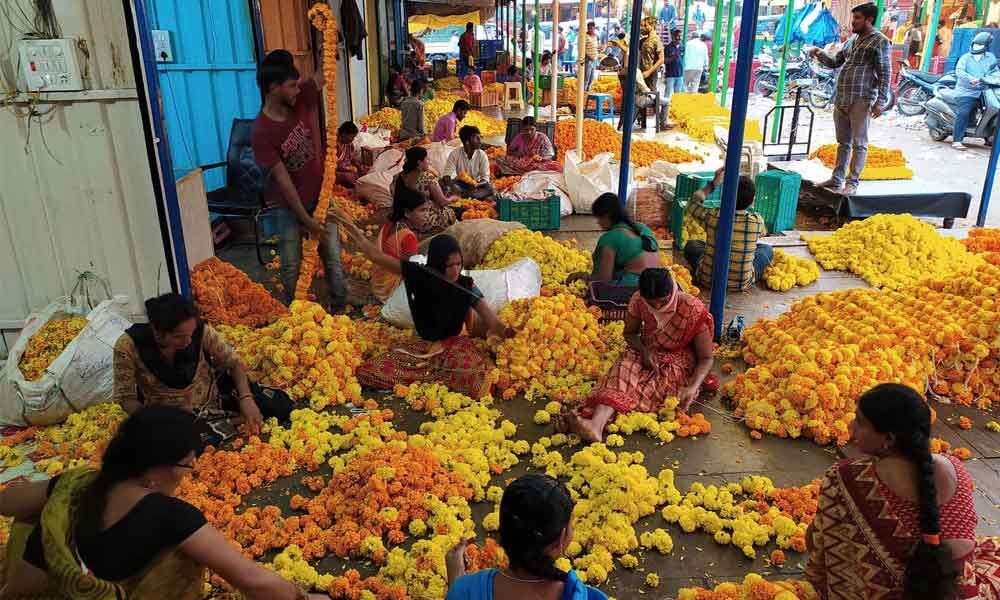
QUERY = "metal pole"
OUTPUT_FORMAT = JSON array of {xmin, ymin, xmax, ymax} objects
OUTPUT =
[
  {"xmin": 710, "ymin": 0, "xmax": 759, "ymax": 339},
  {"xmin": 553, "ymin": 0, "xmax": 561, "ymax": 119},
  {"xmin": 709, "ymin": 0, "xmax": 725, "ymax": 92},
  {"xmin": 922, "ymin": 0, "xmax": 943, "ymax": 71},
  {"xmin": 720, "ymin": 0, "xmax": 737, "ymax": 104},
  {"xmin": 875, "ymin": 0, "xmax": 885, "ymax": 29},
  {"xmin": 534, "ymin": 0, "xmax": 541, "ymax": 116},
  {"xmin": 770, "ymin": 0, "xmax": 796, "ymax": 142},
  {"xmin": 577, "ymin": 0, "xmax": 587, "ymax": 153},
  {"xmin": 977, "ymin": 131, "xmax": 1000, "ymax": 226},
  {"xmin": 523, "ymin": 0, "xmax": 528, "ymax": 99},
  {"xmin": 618, "ymin": 0, "xmax": 644, "ymax": 203},
  {"xmin": 681, "ymin": 0, "xmax": 691, "ymax": 50}
]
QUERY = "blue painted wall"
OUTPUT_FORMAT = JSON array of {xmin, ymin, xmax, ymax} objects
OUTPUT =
[{"xmin": 146, "ymin": 0, "xmax": 260, "ymax": 191}]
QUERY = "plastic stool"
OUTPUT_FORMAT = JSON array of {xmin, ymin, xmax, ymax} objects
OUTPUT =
[
  {"xmin": 584, "ymin": 93, "xmax": 614, "ymax": 123},
  {"xmin": 503, "ymin": 82, "xmax": 525, "ymax": 111}
]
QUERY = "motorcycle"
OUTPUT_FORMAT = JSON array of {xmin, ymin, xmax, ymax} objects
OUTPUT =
[
  {"xmin": 753, "ymin": 49, "xmax": 814, "ymax": 97},
  {"xmin": 894, "ymin": 62, "xmax": 957, "ymax": 116},
  {"xmin": 805, "ymin": 63, "xmax": 839, "ymax": 109},
  {"xmin": 924, "ymin": 69, "xmax": 1000, "ymax": 145}
]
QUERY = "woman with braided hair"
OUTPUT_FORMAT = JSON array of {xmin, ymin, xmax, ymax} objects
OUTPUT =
[
  {"xmin": 806, "ymin": 383, "xmax": 1000, "ymax": 599},
  {"xmin": 443, "ymin": 474, "xmax": 607, "ymax": 600}
]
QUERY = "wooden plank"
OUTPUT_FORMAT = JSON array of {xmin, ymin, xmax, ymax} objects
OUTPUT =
[{"xmin": 176, "ymin": 169, "xmax": 215, "ymax": 268}]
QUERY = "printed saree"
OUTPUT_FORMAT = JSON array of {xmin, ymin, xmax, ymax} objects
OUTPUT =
[
  {"xmin": 806, "ymin": 456, "xmax": 1000, "ymax": 599},
  {"xmin": 2, "ymin": 468, "xmax": 204, "ymax": 600}
]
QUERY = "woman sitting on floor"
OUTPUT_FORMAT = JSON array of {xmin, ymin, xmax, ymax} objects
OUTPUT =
[
  {"xmin": 0, "ymin": 405, "xmax": 326, "ymax": 600},
  {"xmin": 371, "ymin": 184, "xmax": 432, "ymax": 302},
  {"xmin": 806, "ymin": 383, "xmax": 1000, "ymax": 599},
  {"xmin": 391, "ymin": 146, "xmax": 458, "ymax": 236},
  {"xmin": 113, "ymin": 293, "xmax": 289, "ymax": 433},
  {"xmin": 344, "ymin": 223, "xmax": 514, "ymax": 398},
  {"xmin": 568, "ymin": 193, "xmax": 662, "ymax": 287},
  {"xmin": 444, "ymin": 473, "xmax": 607, "ymax": 600},
  {"xmin": 564, "ymin": 268, "xmax": 715, "ymax": 442},
  {"xmin": 493, "ymin": 116, "xmax": 562, "ymax": 176}
]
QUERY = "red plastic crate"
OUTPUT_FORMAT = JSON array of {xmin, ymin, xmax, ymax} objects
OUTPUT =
[{"xmin": 480, "ymin": 69, "xmax": 497, "ymax": 85}]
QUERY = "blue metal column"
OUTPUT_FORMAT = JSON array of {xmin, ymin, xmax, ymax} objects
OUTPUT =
[
  {"xmin": 130, "ymin": 0, "xmax": 191, "ymax": 294},
  {"xmin": 709, "ymin": 0, "xmax": 760, "ymax": 339},
  {"xmin": 977, "ymin": 133, "xmax": 1000, "ymax": 226},
  {"xmin": 617, "ymin": 0, "xmax": 645, "ymax": 203}
]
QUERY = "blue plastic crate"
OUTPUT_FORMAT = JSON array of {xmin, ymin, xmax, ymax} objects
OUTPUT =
[{"xmin": 754, "ymin": 169, "xmax": 801, "ymax": 233}]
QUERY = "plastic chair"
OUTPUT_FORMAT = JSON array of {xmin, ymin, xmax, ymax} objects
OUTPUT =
[
  {"xmin": 200, "ymin": 119, "xmax": 274, "ymax": 264},
  {"xmin": 584, "ymin": 93, "xmax": 614, "ymax": 123},
  {"xmin": 503, "ymin": 82, "xmax": 525, "ymax": 111}
]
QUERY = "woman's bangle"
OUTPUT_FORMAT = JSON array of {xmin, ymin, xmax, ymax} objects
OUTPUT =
[{"xmin": 238, "ymin": 392, "xmax": 254, "ymax": 402}]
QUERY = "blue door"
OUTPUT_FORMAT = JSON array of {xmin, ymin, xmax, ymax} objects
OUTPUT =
[{"xmin": 146, "ymin": 0, "xmax": 260, "ymax": 191}]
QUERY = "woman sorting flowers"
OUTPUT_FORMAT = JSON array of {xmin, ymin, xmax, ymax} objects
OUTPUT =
[
  {"xmin": 806, "ymin": 383, "xmax": 1000, "ymax": 599},
  {"xmin": 112, "ymin": 294, "xmax": 288, "ymax": 433},
  {"xmin": 391, "ymin": 146, "xmax": 457, "ymax": 236},
  {"xmin": 493, "ymin": 116, "xmax": 562, "ymax": 176},
  {"xmin": 0, "ymin": 406, "xmax": 326, "ymax": 600},
  {"xmin": 371, "ymin": 183, "xmax": 433, "ymax": 302},
  {"xmin": 344, "ymin": 222, "xmax": 514, "ymax": 398},
  {"xmin": 564, "ymin": 268, "xmax": 715, "ymax": 443},
  {"xmin": 444, "ymin": 474, "xmax": 607, "ymax": 600},
  {"xmin": 580, "ymin": 193, "xmax": 663, "ymax": 286}
]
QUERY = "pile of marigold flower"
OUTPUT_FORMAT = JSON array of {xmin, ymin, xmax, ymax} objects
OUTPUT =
[
  {"xmin": 605, "ymin": 396, "xmax": 710, "ymax": 445},
  {"xmin": 803, "ymin": 214, "xmax": 981, "ymax": 289},
  {"xmin": 493, "ymin": 175, "xmax": 522, "ymax": 191},
  {"xmin": 217, "ymin": 301, "xmax": 365, "ymax": 409},
  {"xmin": 810, "ymin": 143, "xmax": 913, "ymax": 180},
  {"xmin": 479, "ymin": 229, "xmax": 591, "ymax": 293},
  {"xmin": 191, "ymin": 257, "xmax": 287, "ymax": 327},
  {"xmin": 359, "ymin": 107, "xmax": 402, "ymax": 134},
  {"xmin": 552, "ymin": 119, "xmax": 701, "ymax": 167},
  {"xmin": 668, "ymin": 93, "xmax": 764, "ymax": 142},
  {"xmin": 678, "ymin": 574, "xmax": 818, "ymax": 600},
  {"xmin": 17, "ymin": 315, "xmax": 88, "ymax": 381},
  {"xmin": 341, "ymin": 249, "xmax": 373, "ymax": 280},
  {"xmin": 452, "ymin": 198, "xmax": 497, "ymax": 220},
  {"xmin": 763, "ymin": 250, "xmax": 821, "ymax": 292},
  {"xmin": 491, "ymin": 294, "xmax": 623, "ymax": 402},
  {"xmin": 963, "ymin": 228, "xmax": 1000, "ymax": 266}
]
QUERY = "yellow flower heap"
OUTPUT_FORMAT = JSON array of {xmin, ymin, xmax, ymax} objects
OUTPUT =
[
  {"xmin": 359, "ymin": 107, "xmax": 402, "ymax": 134},
  {"xmin": 803, "ymin": 214, "xmax": 981, "ymax": 289},
  {"xmin": 18, "ymin": 316, "xmax": 88, "ymax": 381},
  {"xmin": 32, "ymin": 402, "xmax": 128, "ymax": 476},
  {"xmin": 218, "ymin": 301, "xmax": 365, "ymax": 410},
  {"xmin": 810, "ymin": 143, "xmax": 913, "ymax": 180},
  {"xmin": 479, "ymin": 229, "xmax": 591, "ymax": 295},
  {"xmin": 493, "ymin": 294, "xmax": 622, "ymax": 401},
  {"xmin": 728, "ymin": 257, "xmax": 1000, "ymax": 443},
  {"xmin": 763, "ymin": 250, "xmax": 821, "ymax": 291},
  {"xmin": 669, "ymin": 93, "xmax": 763, "ymax": 142}
]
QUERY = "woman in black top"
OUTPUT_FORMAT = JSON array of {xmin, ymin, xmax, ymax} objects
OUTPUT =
[{"xmin": 0, "ymin": 406, "xmax": 326, "ymax": 600}]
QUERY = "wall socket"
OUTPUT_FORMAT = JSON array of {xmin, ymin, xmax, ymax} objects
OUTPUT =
[{"xmin": 152, "ymin": 29, "xmax": 174, "ymax": 63}]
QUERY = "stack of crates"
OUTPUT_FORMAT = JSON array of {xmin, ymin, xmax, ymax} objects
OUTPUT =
[
  {"xmin": 471, "ymin": 86, "xmax": 500, "ymax": 108},
  {"xmin": 754, "ymin": 169, "xmax": 801, "ymax": 233}
]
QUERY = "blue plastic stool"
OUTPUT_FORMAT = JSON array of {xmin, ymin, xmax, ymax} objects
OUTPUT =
[{"xmin": 584, "ymin": 93, "xmax": 614, "ymax": 123}]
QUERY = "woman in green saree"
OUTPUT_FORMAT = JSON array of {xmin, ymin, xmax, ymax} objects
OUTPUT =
[
  {"xmin": 0, "ymin": 405, "xmax": 326, "ymax": 600},
  {"xmin": 568, "ymin": 193, "xmax": 662, "ymax": 287}
]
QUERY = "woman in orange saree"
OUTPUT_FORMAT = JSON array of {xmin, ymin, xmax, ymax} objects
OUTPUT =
[
  {"xmin": 567, "ymin": 268, "xmax": 716, "ymax": 443},
  {"xmin": 806, "ymin": 383, "xmax": 1000, "ymax": 599}
]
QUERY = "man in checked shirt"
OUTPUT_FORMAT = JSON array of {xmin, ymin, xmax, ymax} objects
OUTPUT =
[{"xmin": 810, "ymin": 2, "xmax": 891, "ymax": 196}]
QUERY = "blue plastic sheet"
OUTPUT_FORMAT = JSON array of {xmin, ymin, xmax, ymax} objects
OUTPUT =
[{"xmin": 773, "ymin": 3, "xmax": 840, "ymax": 47}]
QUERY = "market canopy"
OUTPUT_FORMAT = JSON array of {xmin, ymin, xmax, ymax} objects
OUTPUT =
[{"xmin": 408, "ymin": 10, "xmax": 481, "ymax": 32}]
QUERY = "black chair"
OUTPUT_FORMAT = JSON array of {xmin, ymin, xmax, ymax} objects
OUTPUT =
[{"xmin": 200, "ymin": 119, "xmax": 273, "ymax": 264}]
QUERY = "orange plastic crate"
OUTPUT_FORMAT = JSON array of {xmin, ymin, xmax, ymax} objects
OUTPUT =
[{"xmin": 480, "ymin": 70, "xmax": 497, "ymax": 85}]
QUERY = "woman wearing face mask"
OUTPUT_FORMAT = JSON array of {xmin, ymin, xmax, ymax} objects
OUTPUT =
[
  {"xmin": 345, "ymin": 223, "xmax": 514, "ymax": 398},
  {"xmin": 561, "ymin": 268, "xmax": 715, "ymax": 443},
  {"xmin": 807, "ymin": 383, "xmax": 1000, "ymax": 599},
  {"xmin": 444, "ymin": 474, "xmax": 607, "ymax": 600},
  {"xmin": 0, "ymin": 406, "xmax": 327, "ymax": 600},
  {"xmin": 112, "ymin": 294, "xmax": 283, "ymax": 433}
]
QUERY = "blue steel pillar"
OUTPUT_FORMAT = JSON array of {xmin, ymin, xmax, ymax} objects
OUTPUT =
[
  {"xmin": 617, "ymin": 0, "xmax": 646, "ymax": 203},
  {"xmin": 977, "ymin": 133, "xmax": 1000, "ymax": 226},
  {"xmin": 709, "ymin": 0, "xmax": 760, "ymax": 339}
]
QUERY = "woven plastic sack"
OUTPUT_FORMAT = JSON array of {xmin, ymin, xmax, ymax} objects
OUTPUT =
[{"xmin": 417, "ymin": 219, "xmax": 525, "ymax": 268}]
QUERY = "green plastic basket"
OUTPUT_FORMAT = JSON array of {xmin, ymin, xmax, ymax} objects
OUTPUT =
[
  {"xmin": 497, "ymin": 193, "xmax": 561, "ymax": 231},
  {"xmin": 754, "ymin": 170, "xmax": 801, "ymax": 233},
  {"xmin": 538, "ymin": 74, "xmax": 565, "ymax": 89},
  {"xmin": 674, "ymin": 171, "xmax": 723, "ymax": 204},
  {"xmin": 670, "ymin": 197, "xmax": 720, "ymax": 250}
]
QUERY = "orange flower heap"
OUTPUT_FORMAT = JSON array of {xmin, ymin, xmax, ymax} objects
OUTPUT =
[
  {"xmin": 964, "ymin": 228, "xmax": 1000, "ymax": 266},
  {"xmin": 678, "ymin": 574, "xmax": 818, "ymax": 600},
  {"xmin": 552, "ymin": 119, "xmax": 699, "ymax": 167},
  {"xmin": 191, "ymin": 257, "xmax": 287, "ymax": 326},
  {"xmin": 18, "ymin": 316, "xmax": 87, "ymax": 381}
]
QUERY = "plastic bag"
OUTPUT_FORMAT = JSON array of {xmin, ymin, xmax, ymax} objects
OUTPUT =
[
  {"xmin": 356, "ymin": 169, "xmax": 400, "ymax": 211},
  {"xmin": 417, "ymin": 219, "xmax": 525, "ymax": 267},
  {"xmin": 0, "ymin": 296, "xmax": 133, "ymax": 426},
  {"xmin": 425, "ymin": 141, "xmax": 459, "ymax": 177},
  {"xmin": 511, "ymin": 171, "xmax": 573, "ymax": 217},
  {"xmin": 370, "ymin": 148, "xmax": 405, "ymax": 174},
  {"xmin": 355, "ymin": 131, "xmax": 391, "ymax": 151},
  {"xmin": 381, "ymin": 257, "xmax": 542, "ymax": 329},
  {"xmin": 564, "ymin": 151, "xmax": 618, "ymax": 214}
]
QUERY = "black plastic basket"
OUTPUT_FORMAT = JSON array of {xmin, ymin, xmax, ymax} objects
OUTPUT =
[{"xmin": 587, "ymin": 282, "xmax": 637, "ymax": 324}]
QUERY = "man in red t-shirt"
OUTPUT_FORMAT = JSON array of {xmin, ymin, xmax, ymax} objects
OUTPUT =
[
  {"xmin": 459, "ymin": 23, "xmax": 476, "ymax": 76},
  {"xmin": 251, "ymin": 51, "xmax": 346, "ymax": 311}
]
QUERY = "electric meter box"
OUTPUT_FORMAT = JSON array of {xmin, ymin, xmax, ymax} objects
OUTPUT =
[{"xmin": 18, "ymin": 38, "xmax": 87, "ymax": 92}]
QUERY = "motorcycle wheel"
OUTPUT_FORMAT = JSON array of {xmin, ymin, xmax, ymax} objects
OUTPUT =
[
  {"xmin": 754, "ymin": 75, "xmax": 776, "ymax": 98},
  {"xmin": 928, "ymin": 128, "xmax": 949, "ymax": 142},
  {"xmin": 808, "ymin": 82, "xmax": 833, "ymax": 109},
  {"xmin": 896, "ymin": 84, "xmax": 930, "ymax": 116}
]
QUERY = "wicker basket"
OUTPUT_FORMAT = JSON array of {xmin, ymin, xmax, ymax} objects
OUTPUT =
[{"xmin": 587, "ymin": 282, "xmax": 637, "ymax": 324}]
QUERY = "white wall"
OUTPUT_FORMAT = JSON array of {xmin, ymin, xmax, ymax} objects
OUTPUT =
[{"xmin": 0, "ymin": 0, "xmax": 170, "ymax": 356}]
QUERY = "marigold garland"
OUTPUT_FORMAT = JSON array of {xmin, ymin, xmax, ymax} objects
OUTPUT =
[
  {"xmin": 191, "ymin": 257, "xmax": 287, "ymax": 326},
  {"xmin": 18, "ymin": 316, "xmax": 87, "ymax": 381}
]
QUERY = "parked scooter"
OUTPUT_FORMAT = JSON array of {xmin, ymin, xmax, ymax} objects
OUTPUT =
[
  {"xmin": 805, "ymin": 63, "xmax": 839, "ymax": 109},
  {"xmin": 753, "ymin": 49, "xmax": 814, "ymax": 97},
  {"xmin": 924, "ymin": 69, "xmax": 1000, "ymax": 144},
  {"xmin": 895, "ymin": 62, "xmax": 957, "ymax": 116}
]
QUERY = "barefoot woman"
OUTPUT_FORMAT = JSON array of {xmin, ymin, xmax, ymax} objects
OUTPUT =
[{"xmin": 569, "ymin": 268, "xmax": 715, "ymax": 442}]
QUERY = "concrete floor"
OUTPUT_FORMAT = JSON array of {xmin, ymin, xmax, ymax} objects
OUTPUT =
[{"xmin": 216, "ymin": 204, "xmax": 1000, "ymax": 597}]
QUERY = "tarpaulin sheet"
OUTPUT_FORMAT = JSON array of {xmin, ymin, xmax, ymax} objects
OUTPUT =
[
  {"xmin": 408, "ymin": 11, "xmax": 482, "ymax": 32},
  {"xmin": 839, "ymin": 192, "xmax": 971, "ymax": 220}
]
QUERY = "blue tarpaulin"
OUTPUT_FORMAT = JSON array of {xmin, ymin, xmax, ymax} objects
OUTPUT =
[{"xmin": 773, "ymin": 2, "xmax": 840, "ymax": 47}]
